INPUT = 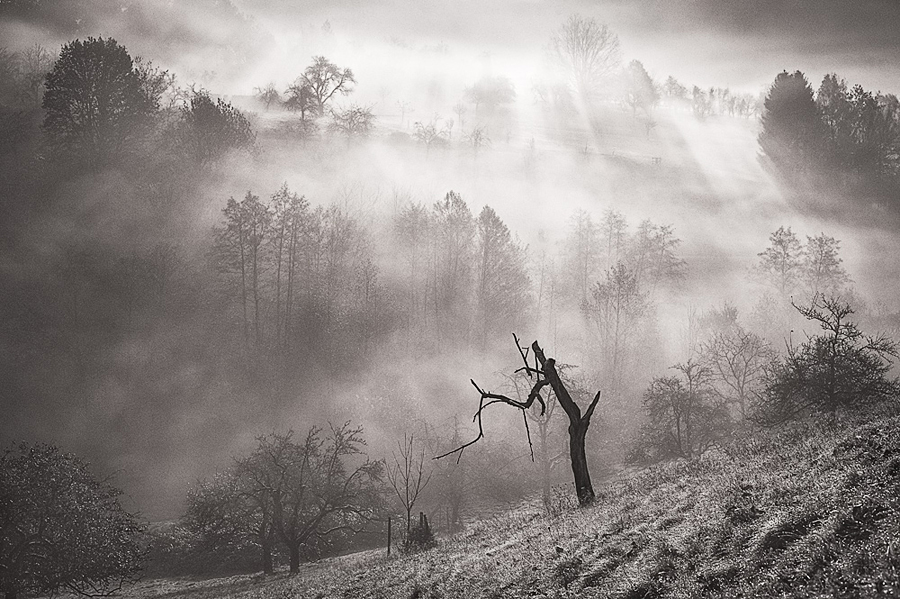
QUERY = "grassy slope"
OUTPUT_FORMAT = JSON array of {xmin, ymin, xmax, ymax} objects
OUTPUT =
[{"xmin": 133, "ymin": 410, "xmax": 900, "ymax": 599}]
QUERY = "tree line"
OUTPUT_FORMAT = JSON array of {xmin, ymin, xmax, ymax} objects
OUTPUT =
[{"xmin": 759, "ymin": 70, "xmax": 900, "ymax": 209}]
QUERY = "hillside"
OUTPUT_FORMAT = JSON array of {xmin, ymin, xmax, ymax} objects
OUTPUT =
[{"xmin": 130, "ymin": 408, "xmax": 900, "ymax": 599}]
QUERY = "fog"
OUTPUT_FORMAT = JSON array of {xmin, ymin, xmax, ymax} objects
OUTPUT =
[{"xmin": 3, "ymin": 0, "xmax": 900, "ymax": 522}]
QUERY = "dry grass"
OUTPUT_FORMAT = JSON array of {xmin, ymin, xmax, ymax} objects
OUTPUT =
[{"xmin": 130, "ymin": 407, "xmax": 900, "ymax": 598}]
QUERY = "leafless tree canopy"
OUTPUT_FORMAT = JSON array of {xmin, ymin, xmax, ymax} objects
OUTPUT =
[{"xmin": 549, "ymin": 15, "xmax": 621, "ymax": 101}]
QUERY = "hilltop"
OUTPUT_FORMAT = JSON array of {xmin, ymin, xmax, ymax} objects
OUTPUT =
[{"xmin": 129, "ymin": 407, "xmax": 900, "ymax": 599}]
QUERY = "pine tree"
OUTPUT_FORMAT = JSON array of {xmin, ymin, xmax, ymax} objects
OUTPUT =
[{"xmin": 758, "ymin": 71, "xmax": 823, "ymax": 177}]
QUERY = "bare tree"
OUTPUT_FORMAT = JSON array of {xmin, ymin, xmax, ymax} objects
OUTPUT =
[
  {"xmin": 328, "ymin": 104, "xmax": 376, "ymax": 141},
  {"xmin": 254, "ymin": 82, "xmax": 281, "ymax": 111},
  {"xmin": 549, "ymin": 15, "xmax": 621, "ymax": 101},
  {"xmin": 238, "ymin": 425, "xmax": 382, "ymax": 574},
  {"xmin": 295, "ymin": 56, "xmax": 355, "ymax": 116},
  {"xmin": 701, "ymin": 326, "xmax": 775, "ymax": 420},
  {"xmin": 465, "ymin": 126, "xmax": 490, "ymax": 155},
  {"xmin": 385, "ymin": 433, "xmax": 432, "ymax": 534},
  {"xmin": 412, "ymin": 118, "xmax": 447, "ymax": 156},
  {"xmin": 436, "ymin": 335, "xmax": 602, "ymax": 507}
]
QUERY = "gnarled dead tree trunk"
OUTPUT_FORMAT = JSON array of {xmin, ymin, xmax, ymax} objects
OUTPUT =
[{"xmin": 435, "ymin": 335, "xmax": 602, "ymax": 506}]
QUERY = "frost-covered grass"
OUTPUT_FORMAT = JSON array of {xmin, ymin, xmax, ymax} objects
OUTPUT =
[{"xmin": 130, "ymin": 406, "xmax": 900, "ymax": 598}]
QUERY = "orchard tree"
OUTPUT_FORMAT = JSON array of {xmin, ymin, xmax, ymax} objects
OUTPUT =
[
  {"xmin": 183, "ymin": 471, "xmax": 275, "ymax": 574},
  {"xmin": 549, "ymin": 15, "xmax": 621, "ymax": 101},
  {"xmin": 254, "ymin": 82, "xmax": 281, "ymax": 111},
  {"xmin": 638, "ymin": 361, "xmax": 731, "ymax": 460},
  {"xmin": 245, "ymin": 426, "xmax": 382, "ymax": 573},
  {"xmin": 385, "ymin": 433, "xmax": 432, "ymax": 534},
  {"xmin": 412, "ymin": 118, "xmax": 448, "ymax": 156},
  {"xmin": 0, "ymin": 443, "xmax": 145, "ymax": 599},
  {"xmin": 463, "ymin": 76, "xmax": 515, "ymax": 117},
  {"xmin": 294, "ymin": 56, "xmax": 355, "ymax": 116},
  {"xmin": 328, "ymin": 104, "xmax": 375, "ymax": 141},
  {"xmin": 701, "ymin": 326, "xmax": 775, "ymax": 420},
  {"xmin": 283, "ymin": 81, "xmax": 316, "ymax": 120},
  {"xmin": 42, "ymin": 37, "xmax": 161, "ymax": 165}
]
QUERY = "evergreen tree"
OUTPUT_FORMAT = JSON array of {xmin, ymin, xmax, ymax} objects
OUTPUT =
[{"xmin": 758, "ymin": 70, "xmax": 823, "ymax": 177}]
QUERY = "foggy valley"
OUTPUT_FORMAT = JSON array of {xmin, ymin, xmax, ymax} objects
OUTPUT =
[{"xmin": 3, "ymin": 1, "xmax": 900, "ymax": 597}]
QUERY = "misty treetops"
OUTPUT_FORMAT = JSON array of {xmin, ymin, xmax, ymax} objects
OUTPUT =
[{"xmin": 759, "ymin": 69, "xmax": 900, "ymax": 206}]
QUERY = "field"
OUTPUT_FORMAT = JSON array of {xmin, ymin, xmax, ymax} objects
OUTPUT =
[{"xmin": 131, "ymin": 407, "xmax": 900, "ymax": 599}]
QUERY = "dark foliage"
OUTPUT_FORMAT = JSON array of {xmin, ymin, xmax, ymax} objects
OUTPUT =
[
  {"xmin": 631, "ymin": 360, "xmax": 732, "ymax": 463},
  {"xmin": 183, "ymin": 424, "xmax": 383, "ymax": 575},
  {"xmin": 756, "ymin": 294, "xmax": 900, "ymax": 424},
  {"xmin": 0, "ymin": 443, "xmax": 145, "ymax": 599},
  {"xmin": 42, "ymin": 37, "xmax": 160, "ymax": 167},
  {"xmin": 758, "ymin": 70, "xmax": 823, "ymax": 180},
  {"xmin": 176, "ymin": 90, "xmax": 256, "ymax": 163}
]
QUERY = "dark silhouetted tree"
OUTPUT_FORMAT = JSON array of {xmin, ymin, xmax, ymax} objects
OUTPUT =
[
  {"xmin": 637, "ymin": 361, "xmax": 731, "ymax": 460},
  {"xmin": 178, "ymin": 90, "xmax": 255, "ymax": 163},
  {"xmin": 0, "ymin": 443, "xmax": 145, "ymax": 599},
  {"xmin": 758, "ymin": 70, "xmax": 823, "ymax": 177},
  {"xmin": 757, "ymin": 294, "xmax": 899, "ymax": 423},
  {"xmin": 283, "ymin": 81, "xmax": 316, "ymax": 119},
  {"xmin": 42, "ymin": 37, "xmax": 160, "ymax": 166},
  {"xmin": 295, "ymin": 56, "xmax": 355, "ymax": 116},
  {"xmin": 437, "ymin": 336, "xmax": 603, "ymax": 506},
  {"xmin": 243, "ymin": 425, "xmax": 382, "ymax": 573}
]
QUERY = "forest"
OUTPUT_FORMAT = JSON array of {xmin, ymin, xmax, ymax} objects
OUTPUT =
[{"xmin": 2, "ymin": 1, "xmax": 900, "ymax": 597}]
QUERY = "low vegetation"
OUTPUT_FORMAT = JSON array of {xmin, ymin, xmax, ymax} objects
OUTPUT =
[{"xmin": 132, "ymin": 406, "xmax": 900, "ymax": 598}]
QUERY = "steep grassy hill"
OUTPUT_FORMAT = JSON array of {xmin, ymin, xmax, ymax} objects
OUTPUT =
[{"xmin": 132, "ymin": 408, "xmax": 900, "ymax": 598}]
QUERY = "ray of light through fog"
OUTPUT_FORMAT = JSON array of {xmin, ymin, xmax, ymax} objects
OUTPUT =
[{"xmin": 4, "ymin": 0, "xmax": 900, "ymax": 522}]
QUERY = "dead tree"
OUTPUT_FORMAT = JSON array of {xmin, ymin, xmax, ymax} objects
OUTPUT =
[{"xmin": 436, "ymin": 335, "xmax": 602, "ymax": 506}]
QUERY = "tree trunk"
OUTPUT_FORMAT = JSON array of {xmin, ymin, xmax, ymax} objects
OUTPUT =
[
  {"xmin": 262, "ymin": 540, "xmax": 273, "ymax": 575},
  {"xmin": 289, "ymin": 542, "xmax": 300, "ymax": 574},
  {"xmin": 533, "ymin": 341, "xmax": 600, "ymax": 507},
  {"xmin": 568, "ymin": 421, "xmax": 594, "ymax": 505}
]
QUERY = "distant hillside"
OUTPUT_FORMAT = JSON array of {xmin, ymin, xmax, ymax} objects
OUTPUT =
[{"xmin": 127, "ymin": 406, "xmax": 900, "ymax": 598}]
